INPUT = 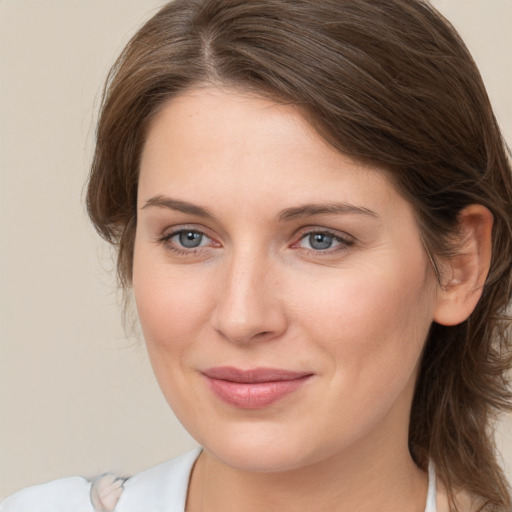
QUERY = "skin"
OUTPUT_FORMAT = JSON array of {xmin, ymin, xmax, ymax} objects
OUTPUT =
[{"xmin": 133, "ymin": 87, "xmax": 490, "ymax": 511}]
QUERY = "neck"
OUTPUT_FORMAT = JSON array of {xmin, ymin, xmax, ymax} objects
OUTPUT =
[{"xmin": 186, "ymin": 435, "xmax": 428, "ymax": 512}]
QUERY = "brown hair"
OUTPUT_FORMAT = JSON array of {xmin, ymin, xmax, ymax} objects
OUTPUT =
[{"xmin": 87, "ymin": 0, "xmax": 512, "ymax": 509}]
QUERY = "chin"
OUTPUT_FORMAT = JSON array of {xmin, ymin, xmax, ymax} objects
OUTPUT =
[
  {"xmin": 194, "ymin": 421, "xmax": 325, "ymax": 473},
  {"xmin": 209, "ymin": 443, "xmax": 310, "ymax": 474}
]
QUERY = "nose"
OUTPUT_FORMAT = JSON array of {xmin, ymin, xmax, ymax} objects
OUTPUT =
[{"xmin": 211, "ymin": 250, "xmax": 288, "ymax": 344}]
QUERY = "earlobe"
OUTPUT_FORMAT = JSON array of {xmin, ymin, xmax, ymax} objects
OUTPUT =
[{"xmin": 433, "ymin": 204, "xmax": 493, "ymax": 326}]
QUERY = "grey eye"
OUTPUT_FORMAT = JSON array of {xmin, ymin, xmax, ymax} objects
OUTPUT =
[
  {"xmin": 308, "ymin": 233, "xmax": 335, "ymax": 250},
  {"xmin": 178, "ymin": 231, "xmax": 204, "ymax": 248}
]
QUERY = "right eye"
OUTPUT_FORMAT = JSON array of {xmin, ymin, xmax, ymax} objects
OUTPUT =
[
  {"xmin": 173, "ymin": 230, "xmax": 208, "ymax": 249},
  {"xmin": 160, "ymin": 228, "xmax": 216, "ymax": 253}
]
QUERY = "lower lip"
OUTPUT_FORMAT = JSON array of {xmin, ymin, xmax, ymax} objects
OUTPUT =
[{"xmin": 205, "ymin": 376, "xmax": 311, "ymax": 409}]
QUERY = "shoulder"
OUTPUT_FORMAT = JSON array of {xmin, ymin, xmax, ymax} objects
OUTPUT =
[
  {"xmin": 0, "ymin": 476, "xmax": 94, "ymax": 512},
  {"xmin": 0, "ymin": 449, "xmax": 201, "ymax": 512}
]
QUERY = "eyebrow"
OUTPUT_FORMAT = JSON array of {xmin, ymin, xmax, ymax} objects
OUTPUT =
[
  {"xmin": 141, "ymin": 195, "xmax": 215, "ymax": 219},
  {"xmin": 277, "ymin": 203, "xmax": 379, "ymax": 222},
  {"xmin": 142, "ymin": 195, "xmax": 378, "ymax": 222}
]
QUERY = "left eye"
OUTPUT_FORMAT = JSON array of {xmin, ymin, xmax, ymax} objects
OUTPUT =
[
  {"xmin": 170, "ymin": 230, "xmax": 210, "ymax": 249},
  {"xmin": 297, "ymin": 232, "xmax": 346, "ymax": 251}
]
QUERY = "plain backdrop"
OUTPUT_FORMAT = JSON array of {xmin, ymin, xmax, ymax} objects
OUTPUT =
[{"xmin": 1, "ymin": 0, "xmax": 511, "ymax": 499}]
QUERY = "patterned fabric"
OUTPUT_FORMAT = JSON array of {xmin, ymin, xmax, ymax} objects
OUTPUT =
[{"xmin": 90, "ymin": 474, "xmax": 127, "ymax": 512}]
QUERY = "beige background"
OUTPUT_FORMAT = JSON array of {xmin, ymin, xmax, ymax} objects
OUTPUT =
[{"xmin": 0, "ymin": 0, "xmax": 511, "ymax": 499}]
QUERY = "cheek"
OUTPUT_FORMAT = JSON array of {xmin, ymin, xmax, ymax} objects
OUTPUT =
[
  {"xmin": 292, "ymin": 256, "xmax": 436, "ymax": 380},
  {"xmin": 288, "ymin": 260, "xmax": 436, "ymax": 447},
  {"xmin": 132, "ymin": 246, "xmax": 212, "ymax": 357},
  {"xmin": 132, "ymin": 248, "xmax": 214, "ymax": 422}
]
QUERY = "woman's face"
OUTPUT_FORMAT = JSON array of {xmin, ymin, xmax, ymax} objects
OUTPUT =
[{"xmin": 134, "ymin": 87, "xmax": 441, "ymax": 472}]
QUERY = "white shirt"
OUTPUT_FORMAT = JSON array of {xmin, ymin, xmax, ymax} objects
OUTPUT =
[{"xmin": 1, "ymin": 449, "xmax": 437, "ymax": 512}]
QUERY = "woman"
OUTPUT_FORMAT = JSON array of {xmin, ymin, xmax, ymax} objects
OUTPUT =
[{"xmin": 2, "ymin": 0, "xmax": 511, "ymax": 511}]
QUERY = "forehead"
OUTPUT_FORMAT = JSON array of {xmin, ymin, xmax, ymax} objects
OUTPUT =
[
  {"xmin": 139, "ymin": 86, "xmax": 405, "ymax": 219},
  {"xmin": 142, "ymin": 86, "xmax": 337, "ymax": 167}
]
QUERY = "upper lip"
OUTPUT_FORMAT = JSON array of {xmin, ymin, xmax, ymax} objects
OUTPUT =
[{"xmin": 202, "ymin": 366, "xmax": 313, "ymax": 383}]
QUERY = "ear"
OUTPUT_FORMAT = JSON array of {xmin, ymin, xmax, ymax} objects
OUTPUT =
[{"xmin": 433, "ymin": 204, "xmax": 493, "ymax": 326}]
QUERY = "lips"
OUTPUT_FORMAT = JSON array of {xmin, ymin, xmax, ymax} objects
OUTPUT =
[{"xmin": 202, "ymin": 367, "xmax": 313, "ymax": 409}]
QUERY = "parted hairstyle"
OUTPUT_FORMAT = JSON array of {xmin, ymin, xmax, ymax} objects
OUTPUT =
[{"xmin": 86, "ymin": 0, "xmax": 512, "ymax": 509}]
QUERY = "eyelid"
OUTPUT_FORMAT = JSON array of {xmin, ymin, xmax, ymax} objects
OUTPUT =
[
  {"xmin": 159, "ymin": 223, "xmax": 214, "ymax": 240},
  {"xmin": 293, "ymin": 226, "xmax": 355, "ymax": 241}
]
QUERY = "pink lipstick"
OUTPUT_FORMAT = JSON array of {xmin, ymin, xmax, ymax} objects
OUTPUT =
[{"xmin": 202, "ymin": 367, "xmax": 312, "ymax": 409}]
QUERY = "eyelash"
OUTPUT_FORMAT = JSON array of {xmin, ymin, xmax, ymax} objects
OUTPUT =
[{"xmin": 157, "ymin": 227, "xmax": 354, "ymax": 256}]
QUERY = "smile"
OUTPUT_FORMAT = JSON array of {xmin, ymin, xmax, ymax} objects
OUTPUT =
[{"xmin": 202, "ymin": 367, "xmax": 313, "ymax": 409}]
